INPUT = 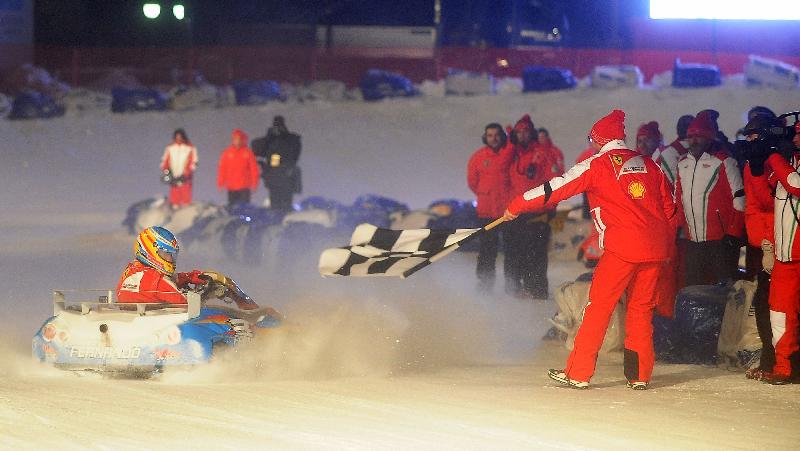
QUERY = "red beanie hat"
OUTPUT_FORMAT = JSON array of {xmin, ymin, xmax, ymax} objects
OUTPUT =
[
  {"xmin": 636, "ymin": 121, "xmax": 661, "ymax": 140},
  {"xmin": 687, "ymin": 111, "xmax": 717, "ymax": 140},
  {"xmin": 514, "ymin": 114, "xmax": 534, "ymax": 132},
  {"xmin": 590, "ymin": 109, "xmax": 626, "ymax": 146}
]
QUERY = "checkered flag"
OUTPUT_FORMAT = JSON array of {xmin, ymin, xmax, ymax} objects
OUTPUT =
[{"xmin": 319, "ymin": 220, "xmax": 501, "ymax": 278}]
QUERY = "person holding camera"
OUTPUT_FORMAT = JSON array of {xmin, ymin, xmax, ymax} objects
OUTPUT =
[
  {"xmin": 505, "ymin": 114, "xmax": 564, "ymax": 299},
  {"xmin": 251, "ymin": 115, "xmax": 302, "ymax": 211},
  {"xmin": 675, "ymin": 111, "xmax": 745, "ymax": 287},
  {"xmin": 467, "ymin": 123, "xmax": 514, "ymax": 293},
  {"xmin": 160, "ymin": 128, "xmax": 198, "ymax": 208},
  {"xmin": 744, "ymin": 117, "xmax": 800, "ymax": 384}
]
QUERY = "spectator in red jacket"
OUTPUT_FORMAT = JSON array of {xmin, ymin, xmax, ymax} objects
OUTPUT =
[
  {"xmin": 217, "ymin": 128, "xmax": 260, "ymax": 206},
  {"xmin": 467, "ymin": 123, "xmax": 513, "ymax": 292},
  {"xmin": 504, "ymin": 114, "xmax": 563, "ymax": 300},
  {"xmin": 504, "ymin": 109, "xmax": 676, "ymax": 390},
  {"xmin": 635, "ymin": 121, "xmax": 663, "ymax": 161},
  {"xmin": 160, "ymin": 128, "xmax": 198, "ymax": 208}
]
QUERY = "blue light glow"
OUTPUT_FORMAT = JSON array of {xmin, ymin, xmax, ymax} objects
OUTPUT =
[{"xmin": 650, "ymin": 0, "xmax": 800, "ymax": 20}]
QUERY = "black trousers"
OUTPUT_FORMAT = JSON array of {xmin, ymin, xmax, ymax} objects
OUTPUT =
[
  {"xmin": 504, "ymin": 215, "xmax": 551, "ymax": 298},
  {"xmin": 227, "ymin": 189, "xmax": 251, "ymax": 206},
  {"xmin": 753, "ymin": 268, "xmax": 776, "ymax": 372},
  {"xmin": 684, "ymin": 239, "xmax": 739, "ymax": 287},
  {"xmin": 476, "ymin": 217, "xmax": 502, "ymax": 285},
  {"xmin": 269, "ymin": 187, "xmax": 294, "ymax": 211}
]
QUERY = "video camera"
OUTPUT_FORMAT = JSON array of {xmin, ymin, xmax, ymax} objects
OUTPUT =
[{"xmin": 735, "ymin": 110, "xmax": 799, "ymax": 160}]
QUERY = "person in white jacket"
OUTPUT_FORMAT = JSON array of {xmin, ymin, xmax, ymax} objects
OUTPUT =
[{"xmin": 160, "ymin": 128, "xmax": 198, "ymax": 208}]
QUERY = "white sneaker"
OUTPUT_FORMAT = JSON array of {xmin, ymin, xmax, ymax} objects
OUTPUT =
[
  {"xmin": 548, "ymin": 369, "xmax": 589, "ymax": 389},
  {"xmin": 626, "ymin": 381, "xmax": 649, "ymax": 390}
]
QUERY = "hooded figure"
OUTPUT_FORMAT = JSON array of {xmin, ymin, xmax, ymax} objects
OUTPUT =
[
  {"xmin": 217, "ymin": 128, "xmax": 259, "ymax": 206},
  {"xmin": 251, "ymin": 115, "xmax": 302, "ymax": 211}
]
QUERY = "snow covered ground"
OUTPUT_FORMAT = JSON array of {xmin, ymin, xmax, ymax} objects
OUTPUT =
[{"xmin": 1, "ymin": 85, "xmax": 800, "ymax": 450}]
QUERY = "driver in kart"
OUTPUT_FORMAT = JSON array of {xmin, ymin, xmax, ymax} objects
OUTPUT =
[{"xmin": 116, "ymin": 226, "xmax": 207, "ymax": 304}]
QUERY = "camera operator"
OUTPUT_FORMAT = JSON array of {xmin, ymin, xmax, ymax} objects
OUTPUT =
[{"xmin": 741, "ymin": 115, "xmax": 800, "ymax": 384}]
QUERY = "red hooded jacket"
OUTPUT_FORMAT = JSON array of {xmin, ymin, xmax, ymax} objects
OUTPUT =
[{"xmin": 217, "ymin": 129, "xmax": 259, "ymax": 191}]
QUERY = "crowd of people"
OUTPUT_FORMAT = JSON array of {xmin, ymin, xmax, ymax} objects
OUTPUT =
[
  {"xmin": 470, "ymin": 106, "xmax": 800, "ymax": 388},
  {"xmin": 159, "ymin": 115, "xmax": 303, "ymax": 211}
]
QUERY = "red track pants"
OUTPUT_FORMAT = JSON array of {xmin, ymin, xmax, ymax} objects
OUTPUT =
[
  {"xmin": 767, "ymin": 260, "xmax": 800, "ymax": 377},
  {"xmin": 565, "ymin": 251, "xmax": 662, "ymax": 382},
  {"xmin": 168, "ymin": 182, "xmax": 193, "ymax": 207}
]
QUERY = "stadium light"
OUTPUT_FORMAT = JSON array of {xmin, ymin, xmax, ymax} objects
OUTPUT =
[
  {"xmin": 143, "ymin": 3, "xmax": 161, "ymax": 19},
  {"xmin": 173, "ymin": 4, "xmax": 185, "ymax": 20}
]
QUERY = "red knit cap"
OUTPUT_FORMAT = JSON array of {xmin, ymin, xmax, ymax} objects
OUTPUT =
[
  {"xmin": 514, "ymin": 114, "xmax": 534, "ymax": 132},
  {"xmin": 636, "ymin": 121, "xmax": 661, "ymax": 140},
  {"xmin": 687, "ymin": 111, "xmax": 717, "ymax": 140},
  {"xmin": 795, "ymin": 121, "xmax": 800, "ymax": 133},
  {"xmin": 590, "ymin": 109, "xmax": 626, "ymax": 146}
]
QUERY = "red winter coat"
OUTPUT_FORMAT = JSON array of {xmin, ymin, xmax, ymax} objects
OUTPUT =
[
  {"xmin": 743, "ymin": 161, "xmax": 774, "ymax": 248},
  {"xmin": 116, "ymin": 261, "xmax": 187, "ymax": 304},
  {"xmin": 675, "ymin": 151, "xmax": 745, "ymax": 243},
  {"xmin": 508, "ymin": 140, "xmax": 676, "ymax": 263},
  {"xmin": 467, "ymin": 143, "xmax": 513, "ymax": 218},
  {"xmin": 509, "ymin": 142, "xmax": 564, "ymax": 198},
  {"xmin": 217, "ymin": 145, "xmax": 259, "ymax": 191}
]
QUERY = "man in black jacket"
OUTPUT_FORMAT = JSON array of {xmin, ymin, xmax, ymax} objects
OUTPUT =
[{"xmin": 251, "ymin": 115, "xmax": 302, "ymax": 211}]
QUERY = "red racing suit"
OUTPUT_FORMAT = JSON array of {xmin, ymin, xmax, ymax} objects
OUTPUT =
[
  {"xmin": 161, "ymin": 141, "xmax": 198, "ymax": 206},
  {"xmin": 675, "ymin": 150, "xmax": 745, "ymax": 243},
  {"xmin": 763, "ymin": 152, "xmax": 800, "ymax": 376},
  {"xmin": 217, "ymin": 145, "xmax": 260, "ymax": 192},
  {"xmin": 507, "ymin": 140, "xmax": 676, "ymax": 382},
  {"xmin": 116, "ymin": 260, "xmax": 190, "ymax": 304},
  {"xmin": 467, "ymin": 143, "xmax": 513, "ymax": 218}
]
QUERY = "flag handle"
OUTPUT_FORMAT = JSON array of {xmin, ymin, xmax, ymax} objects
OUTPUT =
[{"xmin": 483, "ymin": 217, "xmax": 506, "ymax": 231}]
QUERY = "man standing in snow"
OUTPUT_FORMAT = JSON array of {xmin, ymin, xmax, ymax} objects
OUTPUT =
[
  {"xmin": 251, "ymin": 115, "xmax": 302, "ymax": 211},
  {"xmin": 674, "ymin": 111, "xmax": 745, "ymax": 287},
  {"xmin": 217, "ymin": 129, "xmax": 260, "ymax": 206},
  {"xmin": 160, "ymin": 128, "xmax": 198, "ymax": 208},
  {"xmin": 635, "ymin": 121, "xmax": 663, "ymax": 161},
  {"xmin": 467, "ymin": 123, "xmax": 513, "ymax": 292},
  {"xmin": 504, "ymin": 109, "xmax": 676, "ymax": 390},
  {"xmin": 505, "ymin": 114, "xmax": 563, "ymax": 299},
  {"xmin": 745, "ymin": 119, "xmax": 800, "ymax": 384}
]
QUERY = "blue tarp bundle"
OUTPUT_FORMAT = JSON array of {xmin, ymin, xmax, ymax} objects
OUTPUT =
[
  {"xmin": 111, "ymin": 87, "xmax": 168, "ymax": 113},
  {"xmin": 653, "ymin": 283, "xmax": 730, "ymax": 365},
  {"xmin": 232, "ymin": 80, "xmax": 283, "ymax": 105},
  {"xmin": 672, "ymin": 58, "xmax": 721, "ymax": 88},
  {"xmin": 522, "ymin": 66, "xmax": 577, "ymax": 92},
  {"xmin": 8, "ymin": 92, "xmax": 65, "ymax": 120},
  {"xmin": 360, "ymin": 69, "xmax": 416, "ymax": 101}
]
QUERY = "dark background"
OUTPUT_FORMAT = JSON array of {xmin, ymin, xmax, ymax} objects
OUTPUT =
[{"xmin": 33, "ymin": 0, "xmax": 649, "ymax": 48}]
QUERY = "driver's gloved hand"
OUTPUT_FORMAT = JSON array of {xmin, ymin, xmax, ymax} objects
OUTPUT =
[{"xmin": 176, "ymin": 270, "xmax": 207, "ymax": 288}]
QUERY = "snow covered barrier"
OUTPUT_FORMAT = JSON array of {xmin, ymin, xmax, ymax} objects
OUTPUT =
[
  {"xmin": 552, "ymin": 274, "xmax": 625, "ymax": 353},
  {"xmin": 717, "ymin": 280, "xmax": 761, "ymax": 369},
  {"xmin": 653, "ymin": 283, "xmax": 730, "ymax": 364},
  {"xmin": 589, "ymin": 65, "xmax": 643, "ymax": 89},
  {"xmin": 231, "ymin": 80, "xmax": 283, "ymax": 106},
  {"xmin": 359, "ymin": 69, "xmax": 416, "ymax": 101},
  {"xmin": 8, "ymin": 91, "xmax": 65, "ymax": 120},
  {"xmin": 111, "ymin": 87, "xmax": 168, "ymax": 113},
  {"xmin": 522, "ymin": 66, "xmax": 577, "ymax": 92},
  {"xmin": 744, "ymin": 55, "xmax": 800, "ymax": 90},
  {"xmin": 444, "ymin": 69, "xmax": 494, "ymax": 96},
  {"xmin": 672, "ymin": 58, "xmax": 721, "ymax": 88},
  {"xmin": 62, "ymin": 88, "xmax": 112, "ymax": 114},
  {"xmin": 169, "ymin": 84, "xmax": 230, "ymax": 110}
]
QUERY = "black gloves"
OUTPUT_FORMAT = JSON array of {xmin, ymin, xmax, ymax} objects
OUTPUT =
[
  {"xmin": 777, "ymin": 139, "xmax": 797, "ymax": 163},
  {"xmin": 748, "ymin": 152, "xmax": 768, "ymax": 176}
]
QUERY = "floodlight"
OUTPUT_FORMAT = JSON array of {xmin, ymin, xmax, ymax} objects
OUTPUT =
[
  {"xmin": 143, "ymin": 3, "xmax": 161, "ymax": 19},
  {"xmin": 173, "ymin": 4, "xmax": 185, "ymax": 21}
]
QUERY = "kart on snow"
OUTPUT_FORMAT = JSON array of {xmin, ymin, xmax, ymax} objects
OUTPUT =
[{"xmin": 32, "ymin": 271, "xmax": 282, "ymax": 376}]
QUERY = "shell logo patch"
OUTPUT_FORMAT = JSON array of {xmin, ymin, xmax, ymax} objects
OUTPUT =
[
  {"xmin": 611, "ymin": 155, "xmax": 624, "ymax": 166},
  {"xmin": 628, "ymin": 181, "xmax": 646, "ymax": 199}
]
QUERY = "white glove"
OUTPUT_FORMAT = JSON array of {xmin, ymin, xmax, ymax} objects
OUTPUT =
[{"xmin": 761, "ymin": 239, "xmax": 775, "ymax": 275}]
